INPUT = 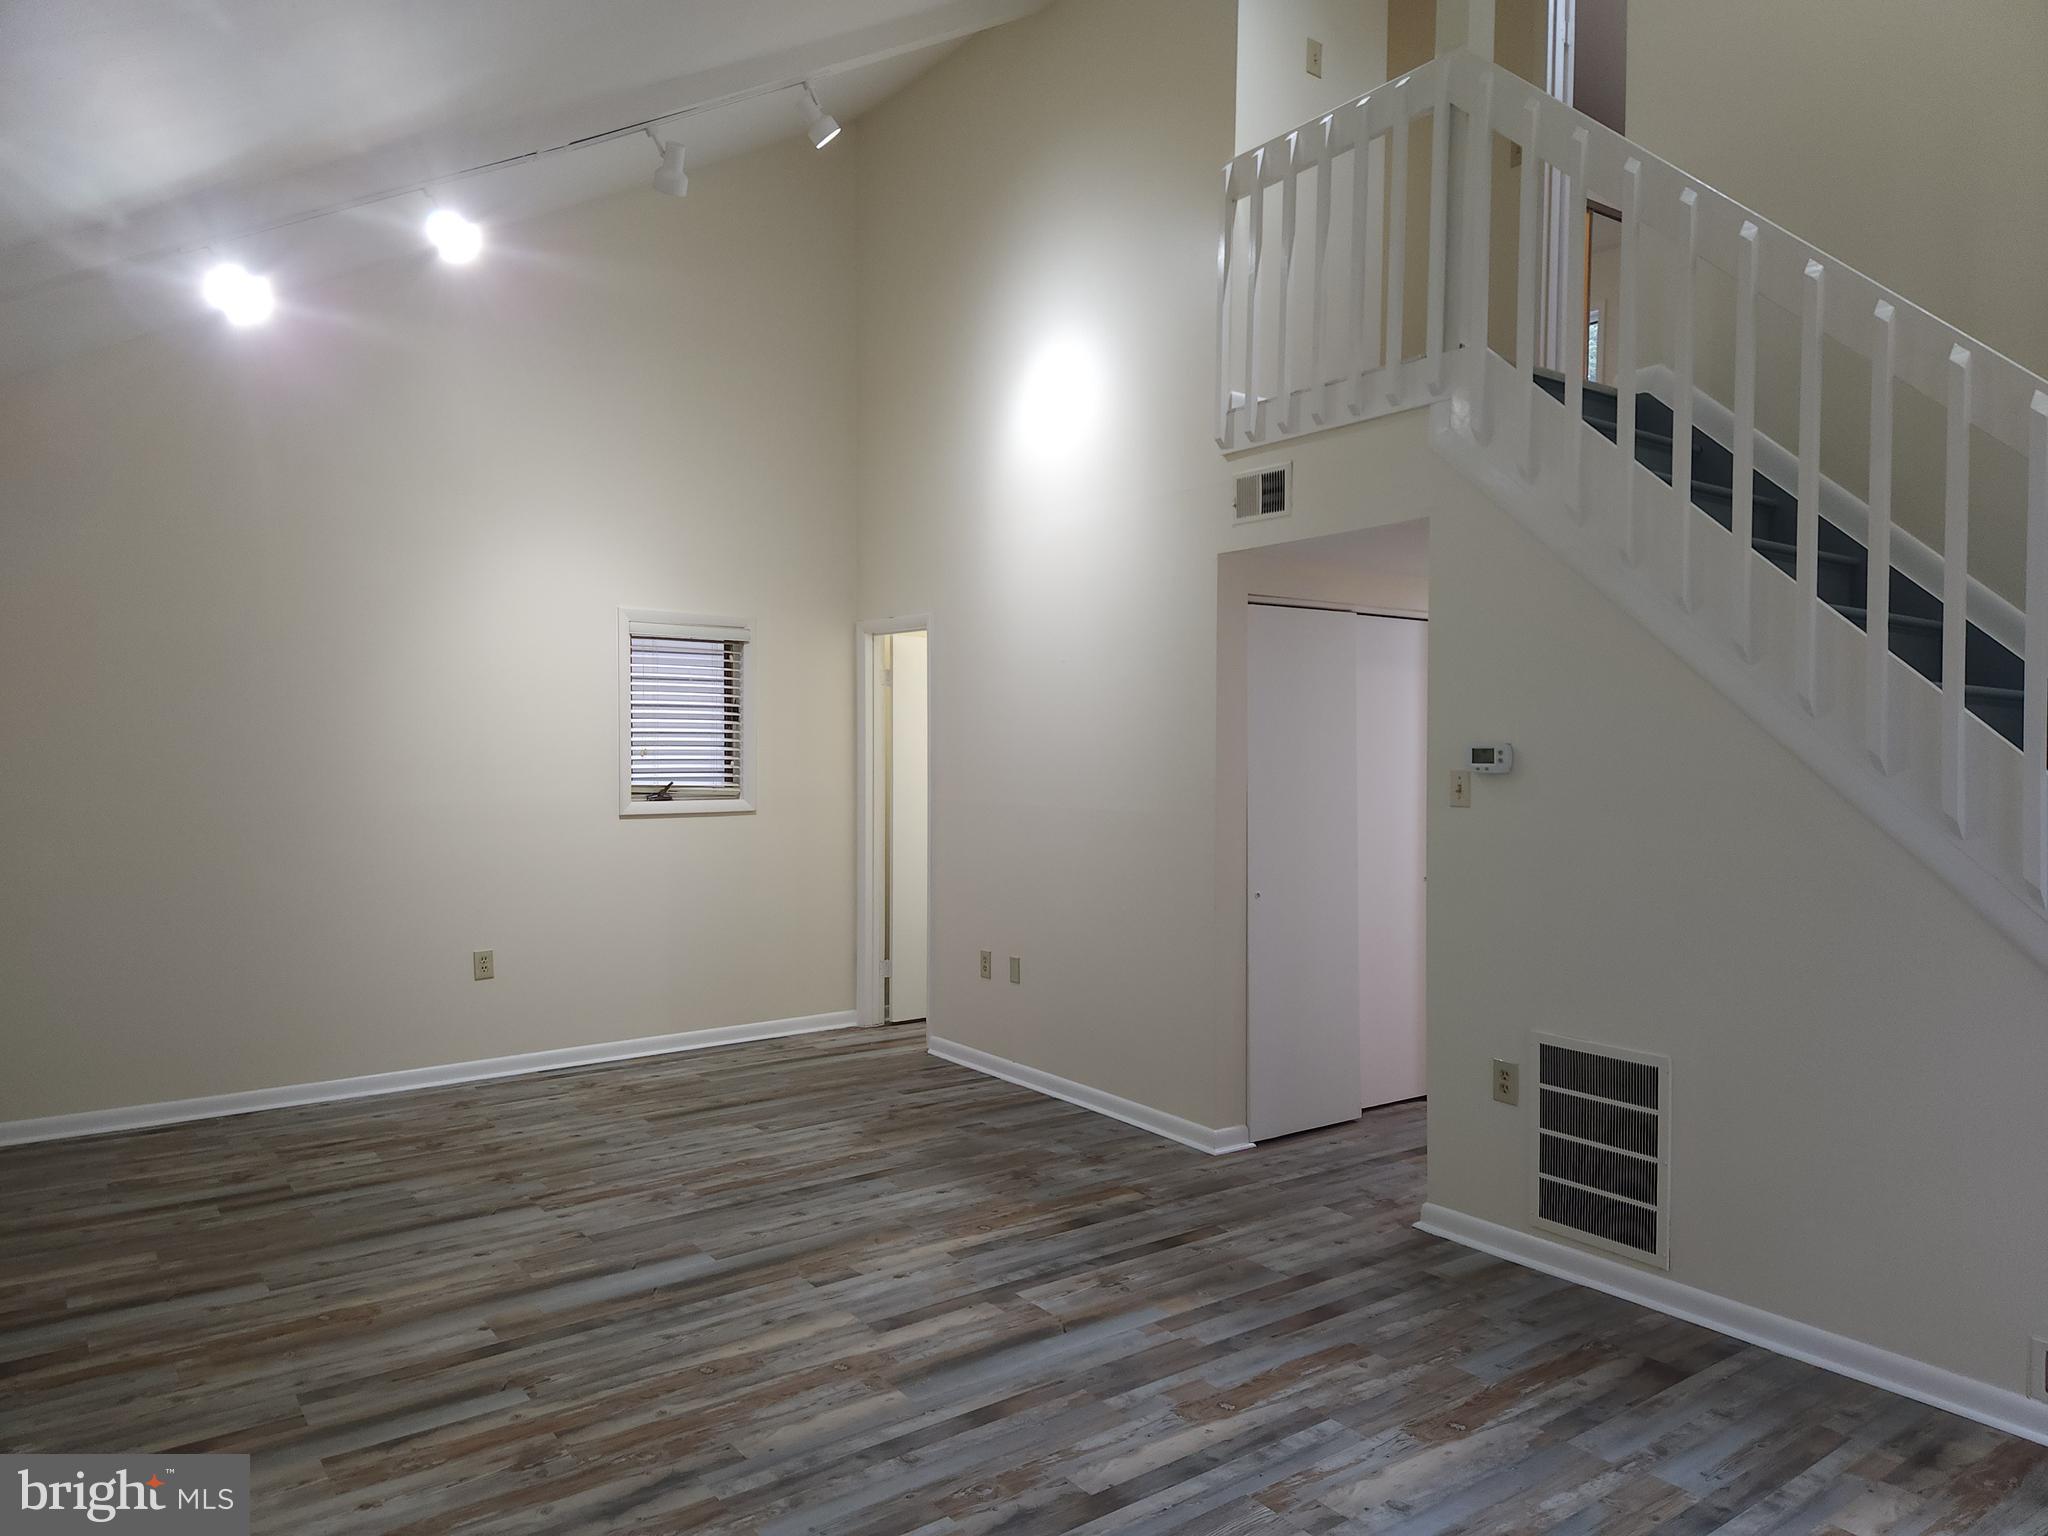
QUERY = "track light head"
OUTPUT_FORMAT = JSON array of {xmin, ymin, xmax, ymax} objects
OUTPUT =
[
  {"xmin": 800, "ymin": 83, "xmax": 841, "ymax": 150},
  {"xmin": 648, "ymin": 134, "xmax": 689, "ymax": 197},
  {"xmin": 423, "ymin": 207, "xmax": 484, "ymax": 264},
  {"xmin": 200, "ymin": 261, "xmax": 275, "ymax": 327}
]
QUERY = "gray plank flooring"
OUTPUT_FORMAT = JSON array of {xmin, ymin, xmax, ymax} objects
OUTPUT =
[{"xmin": 2, "ymin": 1024, "xmax": 2043, "ymax": 1533}]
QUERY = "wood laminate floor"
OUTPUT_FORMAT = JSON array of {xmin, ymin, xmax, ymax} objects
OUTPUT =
[{"xmin": 3, "ymin": 1025, "xmax": 2045, "ymax": 1534}]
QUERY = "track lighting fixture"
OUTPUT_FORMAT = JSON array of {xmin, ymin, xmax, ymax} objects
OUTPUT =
[
  {"xmin": 648, "ymin": 132, "xmax": 689, "ymax": 197},
  {"xmin": 423, "ymin": 207, "xmax": 484, "ymax": 264},
  {"xmin": 199, "ymin": 261, "xmax": 275, "ymax": 327},
  {"xmin": 801, "ymin": 83, "xmax": 841, "ymax": 149}
]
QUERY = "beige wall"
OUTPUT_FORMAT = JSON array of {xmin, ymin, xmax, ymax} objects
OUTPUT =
[
  {"xmin": 1237, "ymin": 0, "xmax": 1389, "ymax": 153},
  {"xmin": 0, "ymin": 139, "xmax": 860, "ymax": 1120},
  {"xmin": 1629, "ymin": 0, "xmax": 2048, "ymax": 379},
  {"xmin": 856, "ymin": 0, "xmax": 2048, "ymax": 1403},
  {"xmin": 1627, "ymin": 1, "xmax": 2043, "ymax": 604}
]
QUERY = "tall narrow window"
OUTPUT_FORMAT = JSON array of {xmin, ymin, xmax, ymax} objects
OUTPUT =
[{"xmin": 619, "ymin": 612, "xmax": 755, "ymax": 815}]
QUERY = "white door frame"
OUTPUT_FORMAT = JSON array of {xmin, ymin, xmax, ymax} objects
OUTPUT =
[{"xmin": 855, "ymin": 614, "xmax": 934, "ymax": 1028}]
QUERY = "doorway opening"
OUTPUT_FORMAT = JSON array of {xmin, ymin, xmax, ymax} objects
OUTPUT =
[
  {"xmin": 1221, "ymin": 521, "xmax": 1428, "ymax": 1143},
  {"xmin": 857, "ymin": 619, "xmax": 931, "ymax": 1029}
]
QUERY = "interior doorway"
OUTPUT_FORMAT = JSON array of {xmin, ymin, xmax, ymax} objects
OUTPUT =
[
  {"xmin": 857, "ymin": 619, "xmax": 931, "ymax": 1028},
  {"xmin": 1222, "ymin": 522, "xmax": 1428, "ymax": 1143}
]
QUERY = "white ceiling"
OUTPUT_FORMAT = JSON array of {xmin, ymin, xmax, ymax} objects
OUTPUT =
[{"xmin": 0, "ymin": 0, "xmax": 1043, "ymax": 373}]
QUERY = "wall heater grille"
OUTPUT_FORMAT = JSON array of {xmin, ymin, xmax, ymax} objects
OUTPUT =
[
  {"xmin": 1531, "ymin": 1035, "xmax": 1669, "ymax": 1268},
  {"xmin": 1233, "ymin": 464, "xmax": 1290, "ymax": 522}
]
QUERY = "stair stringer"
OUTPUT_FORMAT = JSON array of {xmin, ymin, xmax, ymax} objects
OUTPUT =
[{"xmin": 1431, "ymin": 347, "xmax": 2048, "ymax": 975}]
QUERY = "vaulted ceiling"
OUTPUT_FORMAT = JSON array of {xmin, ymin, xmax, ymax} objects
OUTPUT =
[{"xmin": 0, "ymin": 0, "xmax": 1044, "ymax": 373}]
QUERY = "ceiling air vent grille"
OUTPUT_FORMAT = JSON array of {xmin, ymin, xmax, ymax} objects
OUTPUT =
[
  {"xmin": 1233, "ymin": 463, "xmax": 1290, "ymax": 522},
  {"xmin": 1531, "ymin": 1036, "xmax": 1669, "ymax": 1268}
]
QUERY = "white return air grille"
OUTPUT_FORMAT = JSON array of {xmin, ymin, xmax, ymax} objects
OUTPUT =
[
  {"xmin": 1530, "ymin": 1035, "xmax": 1669, "ymax": 1268},
  {"xmin": 1233, "ymin": 463, "xmax": 1290, "ymax": 522}
]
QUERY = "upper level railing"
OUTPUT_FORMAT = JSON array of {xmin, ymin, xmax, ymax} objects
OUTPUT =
[{"xmin": 1218, "ymin": 49, "xmax": 2048, "ymax": 937}]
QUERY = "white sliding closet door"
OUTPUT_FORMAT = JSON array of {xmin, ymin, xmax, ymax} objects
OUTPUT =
[
  {"xmin": 1247, "ymin": 603, "xmax": 1361, "ymax": 1142},
  {"xmin": 1356, "ymin": 615, "xmax": 1426, "ymax": 1108}
]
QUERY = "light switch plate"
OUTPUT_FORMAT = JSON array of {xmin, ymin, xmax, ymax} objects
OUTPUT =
[
  {"xmin": 1449, "ymin": 769, "xmax": 1472, "ymax": 808},
  {"xmin": 1491, "ymin": 1059, "xmax": 1519, "ymax": 1105},
  {"xmin": 1305, "ymin": 37, "xmax": 1324, "ymax": 77},
  {"xmin": 1008, "ymin": 955, "xmax": 1022, "ymax": 984}
]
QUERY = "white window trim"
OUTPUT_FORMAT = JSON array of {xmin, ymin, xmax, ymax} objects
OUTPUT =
[{"xmin": 618, "ymin": 608, "xmax": 757, "ymax": 818}]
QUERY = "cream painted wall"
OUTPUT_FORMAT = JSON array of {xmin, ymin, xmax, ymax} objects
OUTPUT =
[
  {"xmin": 855, "ymin": 0, "xmax": 1241, "ymax": 1128},
  {"xmin": 1236, "ymin": 0, "xmax": 1389, "ymax": 153},
  {"xmin": 856, "ymin": 0, "xmax": 2048, "ymax": 1400},
  {"xmin": 0, "ymin": 138, "xmax": 860, "ymax": 1120},
  {"xmin": 1629, "ymin": 0, "xmax": 2048, "ymax": 379},
  {"xmin": 1624, "ymin": 2, "xmax": 2043, "ymax": 607}
]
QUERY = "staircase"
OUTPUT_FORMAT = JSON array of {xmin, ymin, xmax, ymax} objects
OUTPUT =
[
  {"xmin": 1216, "ymin": 49, "xmax": 2048, "ymax": 971},
  {"xmin": 1543, "ymin": 372, "xmax": 2028, "ymax": 748}
]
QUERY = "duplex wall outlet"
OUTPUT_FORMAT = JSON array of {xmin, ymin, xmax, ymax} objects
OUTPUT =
[
  {"xmin": 1449, "ymin": 769, "xmax": 1473, "ymax": 808},
  {"xmin": 1305, "ymin": 37, "xmax": 1324, "ymax": 77},
  {"xmin": 2031, "ymin": 1337, "xmax": 2048, "ymax": 1403},
  {"xmin": 1491, "ymin": 1059, "xmax": 1519, "ymax": 1106},
  {"xmin": 1008, "ymin": 955, "xmax": 1022, "ymax": 984},
  {"xmin": 979, "ymin": 950, "xmax": 993, "ymax": 981},
  {"xmin": 472, "ymin": 949, "xmax": 495, "ymax": 982}
]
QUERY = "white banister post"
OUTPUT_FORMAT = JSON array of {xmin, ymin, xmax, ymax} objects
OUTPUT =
[
  {"xmin": 1243, "ymin": 153, "xmax": 1266, "ymax": 442},
  {"xmin": 1275, "ymin": 133, "xmax": 1300, "ymax": 435},
  {"xmin": 1516, "ymin": 93, "xmax": 1541, "ymax": 480},
  {"xmin": 1866, "ymin": 302, "xmax": 1897, "ymax": 772},
  {"xmin": 1463, "ymin": 68, "xmax": 1496, "ymax": 442},
  {"xmin": 1942, "ymin": 344, "xmax": 1973, "ymax": 836},
  {"xmin": 1215, "ymin": 166, "xmax": 1237, "ymax": 448},
  {"xmin": 1616, "ymin": 157, "xmax": 1642, "ymax": 564},
  {"xmin": 1731, "ymin": 221, "xmax": 1759, "ymax": 660},
  {"xmin": 1348, "ymin": 103, "xmax": 1378, "ymax": 416},
  {"xmin": 2026, "ymin": 391, "xmax": 2048, "ymax": 899},
  {"xmin": 1425, "ymin": 67, "xmax": 1452, "ymax": 395},
  {"xmin": 1309, "ymin": 119, "xmax": 1334, "ymax": 427},
  {"xmin": 1673, "ymin": 187, "xmax": 1699, "ymax": 608},
  {"xmin": 1384, "ymin": 89, "xmax": 1410, "ymax": 405},
  {"xmin": 1562, "ymin": 127, "xmax": 1589, "ymax": 517},
  {"xmin": 1795, "ymin": 259, "xmax": 1825, "ymax": 712}
]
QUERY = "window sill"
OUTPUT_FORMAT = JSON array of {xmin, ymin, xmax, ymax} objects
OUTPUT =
[{"xmin": 620, "ymin": 798, "xmax": 756, "ymax": 819}]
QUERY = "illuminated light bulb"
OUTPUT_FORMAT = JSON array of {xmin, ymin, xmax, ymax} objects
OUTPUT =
[
  {"xmin": 423, "ymin": 208, "xmax": 484, "ymax": 264},
  {"xmin": 200, "ymin": 262, "xmax": 275, "ymax": 327}
]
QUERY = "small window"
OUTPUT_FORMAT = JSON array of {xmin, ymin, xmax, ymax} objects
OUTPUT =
[
  {"xmin": 1586, "ymin": 308, "xmax": 1603, "ymax": 381},
  {"xmin": 619, "ymin": 610, "xmax": 755, "ymax": 816}
]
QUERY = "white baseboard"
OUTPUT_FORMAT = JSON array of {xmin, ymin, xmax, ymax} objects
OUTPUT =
[
  {"xmin": 0, "ymin": 1010, "xmax": 861, "ymax": 1148},
  {"xmin": 1417, "ymin": 1202, "xmax": 2048, "ymax": 1448},
  {"xmin": 927, "ymin": 1036, "xmax": 1252, "ymax": 1156}
]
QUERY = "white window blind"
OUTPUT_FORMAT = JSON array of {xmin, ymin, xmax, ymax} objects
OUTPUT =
[{"xmin": 627, "ymin": 629, "xmax": 745, "ymax": 800}]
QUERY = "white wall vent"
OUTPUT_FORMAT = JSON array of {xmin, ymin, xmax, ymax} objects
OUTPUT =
[
  {"xmin": 1530, "ymin": 1034, "xmax": 1670, "ymax": 1269},
  {"xmin": 1233, "ymin": 463, "xmax": 1291, "ymax": 523}
]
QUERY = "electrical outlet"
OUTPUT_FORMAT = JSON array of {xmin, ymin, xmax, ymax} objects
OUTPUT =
[
  {"xmin": 1449, "ymin": 769, "xmax": 1473, "ymax": 808},
  {"xmin": 1008, "ymin": 955, "xmax": 1022, "ymax": 984},
  {"xmin": 1305, "ymin": 37, "xmax": 1324, "ymax": 78},
  {"xmin": 979, "ymin": 949, "xmax": 993, "ymax": 980},
  {"xmin": 2031, "ymin": 1337, "xmax": 2048, "ymax": 1403},
  {"xmin": 1491, "ymin": 1059, "xmax": 1519, "ymax": 1105},
  {"xmin": 472, "ymin": 949, "xmax": 494, "ymax": 982}
]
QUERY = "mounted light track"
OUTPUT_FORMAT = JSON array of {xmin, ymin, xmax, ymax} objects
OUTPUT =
[
  {"xmin": 801, "ymin": 83, "xmax": 842, "ymax": 149},
  {"xmin": 648, "ymin": 134, "xmax": 689, "ymax": 197}
]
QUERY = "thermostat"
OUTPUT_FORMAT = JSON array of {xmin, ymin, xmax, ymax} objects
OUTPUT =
[{"xmin": 1467, "ymin": 742, "xmax": 1514, "ymax": 774}]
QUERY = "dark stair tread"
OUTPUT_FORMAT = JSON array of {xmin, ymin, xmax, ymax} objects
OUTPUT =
[
  {"xmin": 1833, "ymin": 605, "xmax": 1941, "ymax": 634},
  {"xmin": 1533, "ymin": 370, "xmax": 2031, "ymax": 749},
  {"xmin": 1753, "ymin": 538, "xmax": 1859, "ymax": 568}
]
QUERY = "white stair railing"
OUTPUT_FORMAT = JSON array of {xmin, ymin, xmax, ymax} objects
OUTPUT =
[{"xmin": 1218, "ymin": 50, "xmax": 2048, "ymax": 970}]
